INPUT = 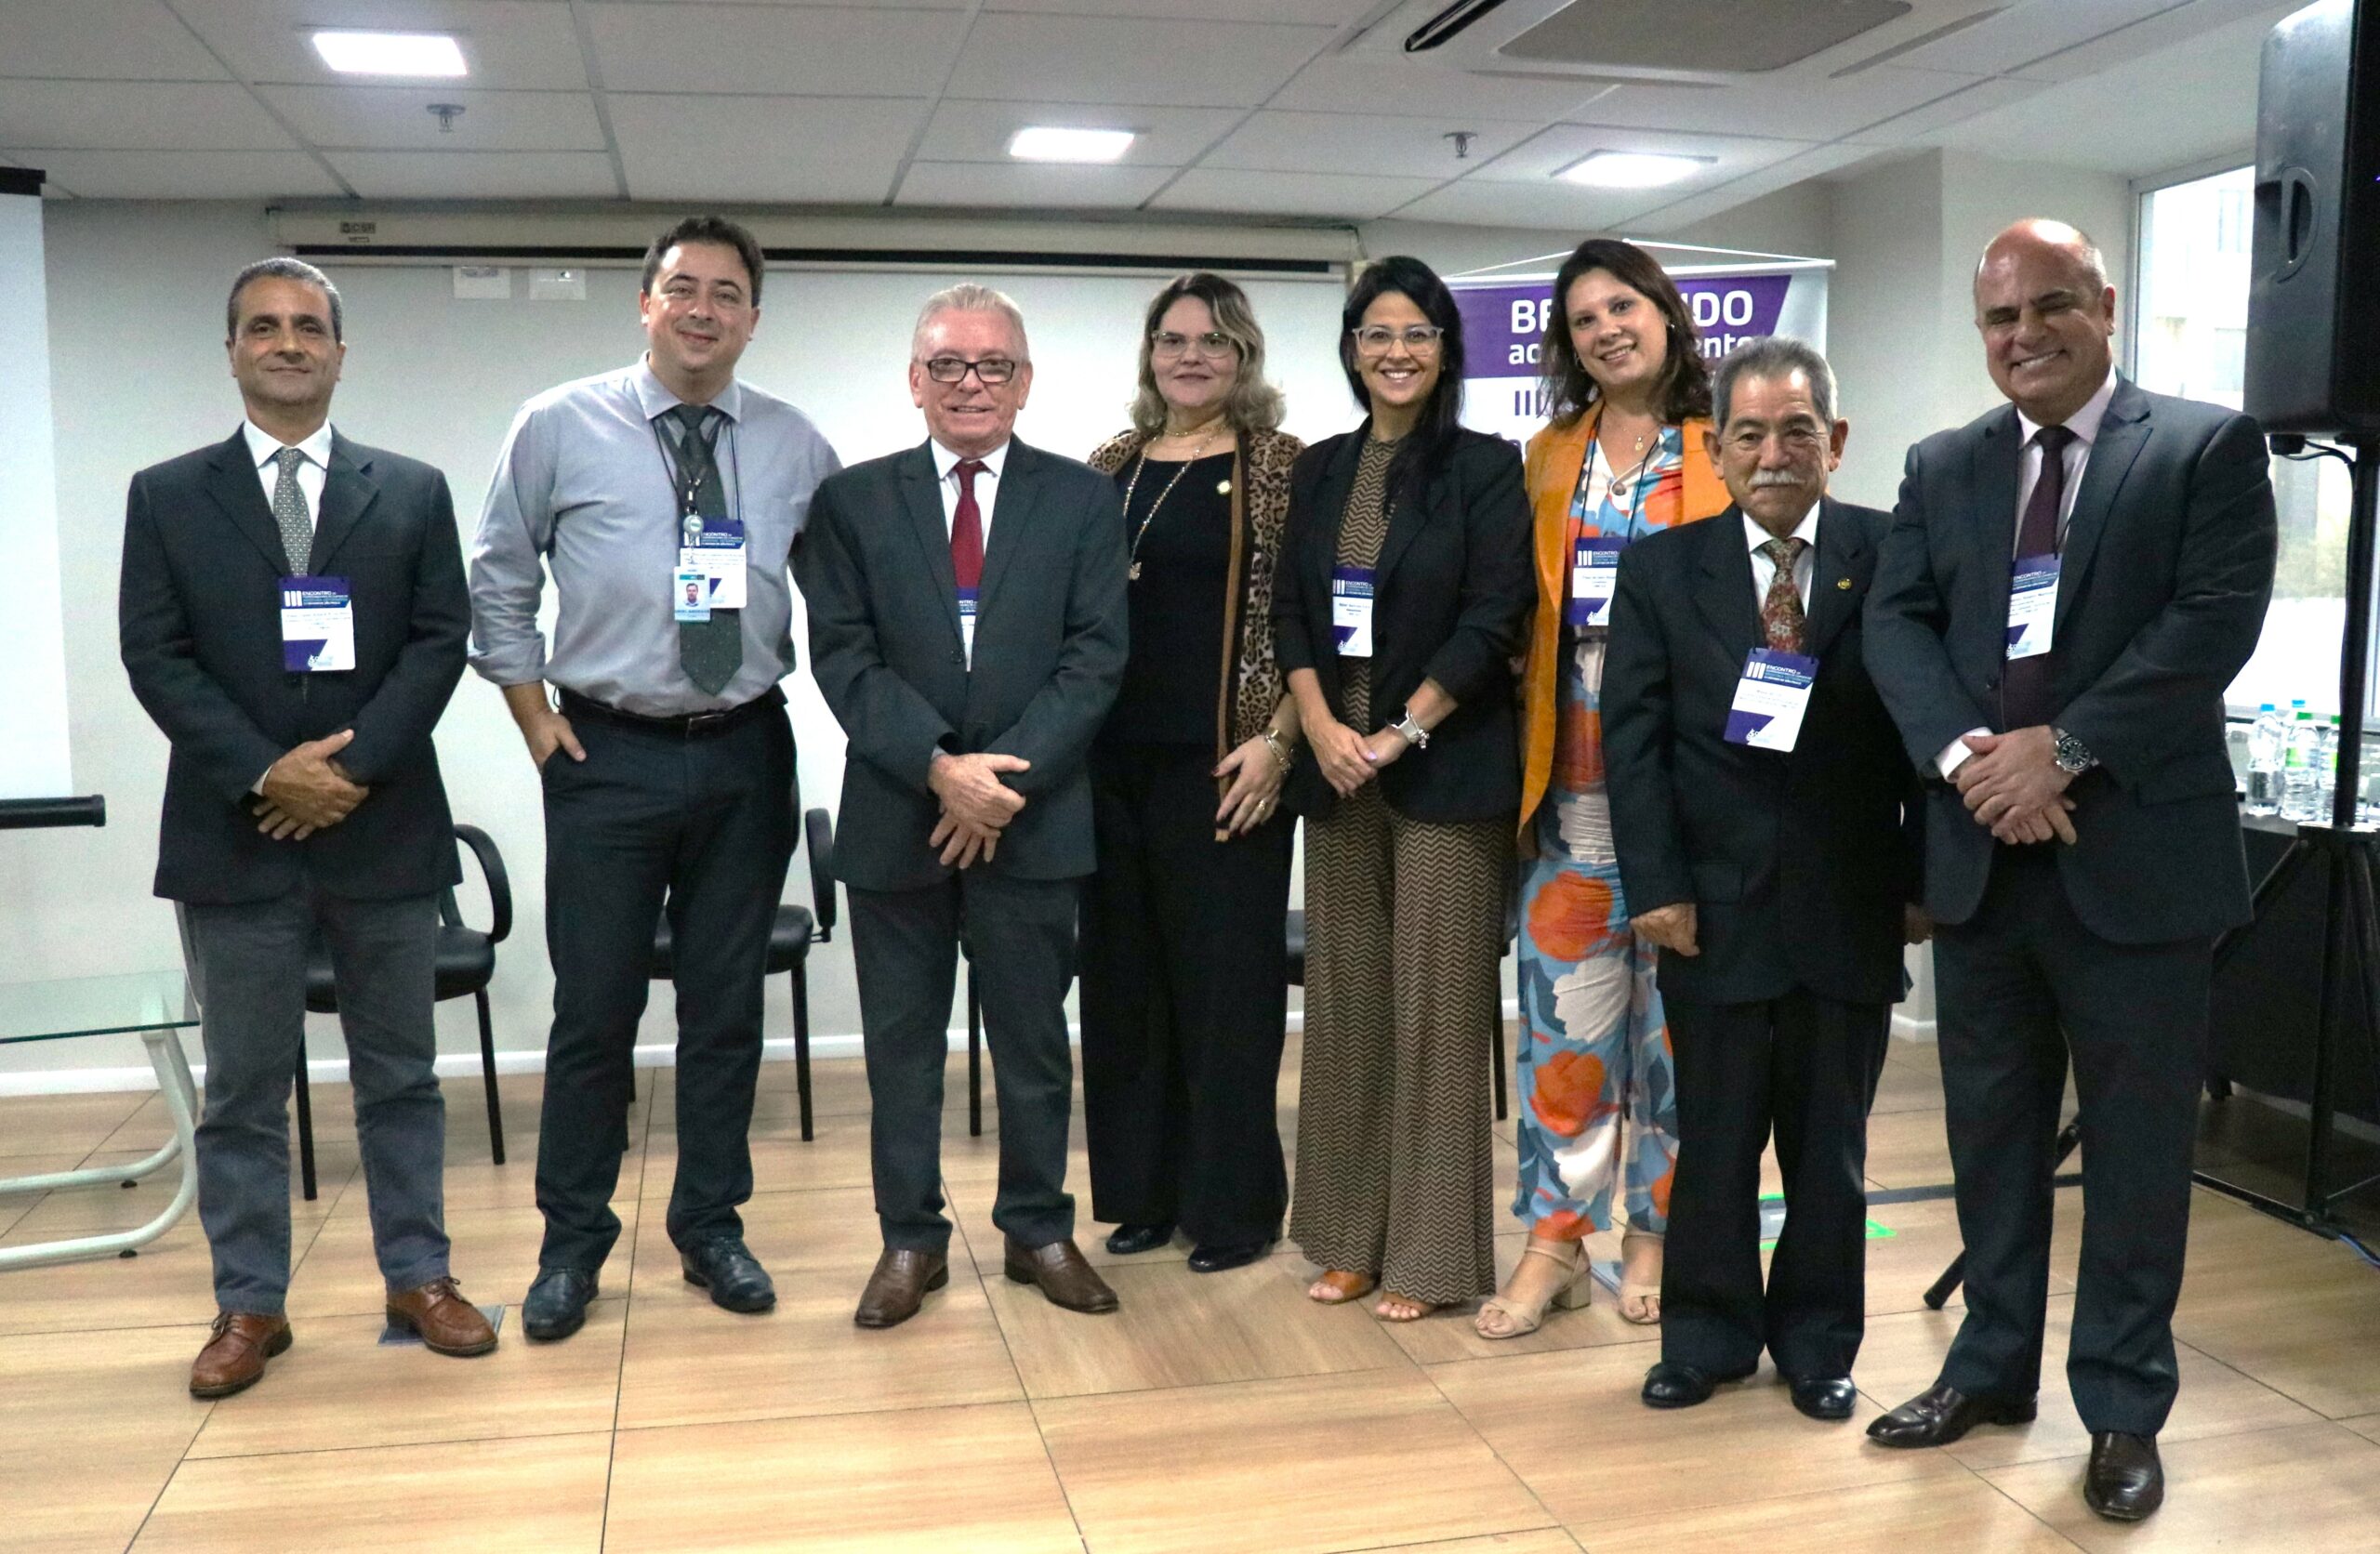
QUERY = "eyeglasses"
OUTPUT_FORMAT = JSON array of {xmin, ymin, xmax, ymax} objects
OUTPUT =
[
  {"xmin": 1352, "ymin": 324, "xmax": 1445, "ymax": 355},
  {"xmin": 920, "ymin": 356, "xmax": 1020, "ymax": 386},
  {"xmin": 1152, "ymin": 330, "xmax": 1236, "ymax": 359}
]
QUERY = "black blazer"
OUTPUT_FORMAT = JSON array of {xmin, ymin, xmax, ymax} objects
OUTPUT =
[
  {"xmin": 1272, "ymin": 424, "xmax": 1534, "ymax": 824},
  {"xmin": 118, "ymin": 428, "xmax": 469, "ymax": 905},
  {"xmin": 1864, "ymin": 378, "xmax": 2277, "ymax": 943},
  {"xmin": 795, "ymin": 438, "xmax": 1129, "ymax": 892},
  {"xmin": 1604, "ymin": 499, "xmax": 1919, "ymax": 1007}
]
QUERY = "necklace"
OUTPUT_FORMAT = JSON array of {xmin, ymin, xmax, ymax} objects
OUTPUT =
[{"xmin": 1121, "ymin": 428, "xmax": 1221, "ymax": 581}]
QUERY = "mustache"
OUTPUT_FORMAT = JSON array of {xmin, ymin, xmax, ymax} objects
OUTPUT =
[{"xmin": 1748, "ymin": 468, "xmax": 1806, "ymax": 487}]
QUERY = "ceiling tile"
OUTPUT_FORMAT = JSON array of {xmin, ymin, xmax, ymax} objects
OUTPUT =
[
  {"xmin": 917, "ymin": 99, "xmax": 1238, "ymax": 165},
  {"xmin": 1269, "ymin": 54, "xmax": 1620, "ymax": 121},
  {"xmin": 1891, "ymin": 0, "xmax": 2195, "ymax": 82},
  {"xmin": 172, "ymin": 0, "xmax": 592, "ymax": 91},
  {"xmin": 1848, "ymin": 72, "xmax": 2046, "ymax": 143},
  {"xmin": 893, "ymin": 161, "xmax": 1176, "ymax": 208},
  {"xmin": 586, "ymin": 4, "xmax": 959, "ymax": 96},
  {"xmin": 257, "ymin": 86, "xmax": 607, "ymax": 151},
  {"xmin": 945, "ymin": 14, "xmax": 1333, "ymax": 109},
  {"xmin": 1627, "ymin": 141, "xmax": 1881, "ymax": 236},
  {"xmin": 1391, "ymin": 175, "xmax": 1661, "ymax": 230},
  {"xmin": 15, "ymin": 150, "xmax": 342, "ymax": 199},
  {"xmin": 985, "ymin": 0, "xmax": 1379, "ymax": 22},
  {"xmin": 0, "ymin": 82, "xmax": 295, "ymax": 151},
  {"xmin": 1468, "ymin": 124, "xmax": 1815, "ymax": 187},
  {"xmin": 1201, "ymin": 111, "xmax": 1536, "ymax": 178},
  {"xmin": 1582, "ymin": 64, "xmax": 1984, "ymax": 143},
  {"xmin": 0, "ymin": 0, "xmax": 231, "ymax": 80},
  {"xmin": 605, "ymin": 93, "xmax": 929, "ymax": 203},
  {"xmin": 325, "ymin": 150, "xmax": 621, "ymax": 197},
  {"xmin": 1152, "ymin": 167, "xmax": 1445, "ymax": 218}
]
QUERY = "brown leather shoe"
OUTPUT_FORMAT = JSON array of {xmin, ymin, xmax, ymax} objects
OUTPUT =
[
  {"xmin": 385, "ymin": 1276, "xmax": 499, "ymax": 1357},
  {"xmin": 190, "ymin": 1311, "xmax": 292, "ymax": 1398},
  {"xmin": 854, "ymin": 1247, "xmax": 949, "ymax": 1329},
  {"xmin": 1003, "ymin": 1235, "xmax": 1119, "ymax": 1314}
]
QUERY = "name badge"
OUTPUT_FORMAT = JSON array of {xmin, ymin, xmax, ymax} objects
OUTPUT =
[
  {"xmin": 959, "ymin": 586, "xmax": 979, "ymax": 668},
  {"xmin": 2006, "ymin": 553, "xmax": 2058, "ymax": 661},
  {"xmin": 678, "ymin": 515, "xmax": 747, "ymax": 611},
  {"xmin": 1330, "ymin": 566, "xmax": 1376, "ymax": 658},
  {"xmin": 1724, "ymin": 648, "xmax": 1818, "ymax": 752},
  {"xmin": 673, "ymin": 566, "xmax": 710, "ymax": 622},
  {"xmin": 280, "ymin": 575, "xmax": 354, "ymax": 672},
  {"xmin": 1567, "ymin": 535, "xmax": 1625, "ymax": 629}
]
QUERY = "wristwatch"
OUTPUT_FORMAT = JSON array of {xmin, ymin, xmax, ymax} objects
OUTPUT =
[
  {"xmin": 1391, "ymin": 707, "xmax": 1430, "ymax": 749},
  {"xmin": 2052, "ymin": 727, "xmax": 2096, "ymax": 775}
]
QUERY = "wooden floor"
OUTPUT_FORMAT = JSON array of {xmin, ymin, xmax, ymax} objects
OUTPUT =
[{"xmin": 4, "ymin": 1034, "xmax": 2379, "ymax": 1553}]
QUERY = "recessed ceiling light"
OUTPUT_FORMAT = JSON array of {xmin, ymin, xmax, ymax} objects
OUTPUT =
[
  {"xmin": 1008, "ymin": 126, "xmax": 1136, "ymax": 164},
  {"xmin": 1556, "ymin": 151, "xmax": 1713, "ymax": 189},
  {"xmin": 311, "ymin": 30, "xmax": 469, "ymax": 78}
]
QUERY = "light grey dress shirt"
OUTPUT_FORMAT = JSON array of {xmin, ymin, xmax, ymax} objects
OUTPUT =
[{"xmin": 468, "ymin": 358, "xmax": 840, "ymax": 717}]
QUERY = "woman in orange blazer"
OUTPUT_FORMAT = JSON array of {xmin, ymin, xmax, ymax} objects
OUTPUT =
[{"xmin": 1479, "ymin": 239, "xmax": 1731, "ymax": 1339}]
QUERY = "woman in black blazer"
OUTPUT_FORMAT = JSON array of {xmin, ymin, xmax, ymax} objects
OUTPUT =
[{"xmin": 1273, "ymin": 256, "xmax": 1534, "ymax": 1321}]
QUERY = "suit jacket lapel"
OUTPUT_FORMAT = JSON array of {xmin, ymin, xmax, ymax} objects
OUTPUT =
[
  {"xmin": 1972, "ymin": 407, "xmax": 2023, "ymax": 654},
  {"xmin": 1372, "ymin": 425, "xmax": 1427, "ymax": 586},
  {"xmin": 1304, "ymin": 431, "xmax": 1367, "ymax": 603},
  {"xmin": 979, "ymin": 440, "xmax": 1033, "ymax": 614},
  {"xmin": 1800, "ymin": 496, "xmax": 1868, "ymax": 659},
  {"xmin": 899, "ymin": 442, "xmax": 963, "ymax": 647},
  {"xmin": 1694, "ymin": 505, "xmax": 1765, "ymax": 659},
  {"xmin": 202, "ymin": 428, "xmax": 297, "ymax": 574},
  {"xmin": 306, "ymin": 433, "xmax": 377, "ymax": 573},
  {"xmin": 2053, "ymin": 379, "xmax": 2151, "ymax": 639}
]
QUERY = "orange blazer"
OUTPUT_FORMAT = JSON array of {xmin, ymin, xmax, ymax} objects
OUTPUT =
[{"xmin": 1516, "ymin": 404, "xmax": 1730, "ymax": 841}]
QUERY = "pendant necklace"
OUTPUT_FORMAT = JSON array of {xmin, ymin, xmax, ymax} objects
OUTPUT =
[{"xmin": 1121, "ymin": 424, "xmax": 1222, "ymax": 581}]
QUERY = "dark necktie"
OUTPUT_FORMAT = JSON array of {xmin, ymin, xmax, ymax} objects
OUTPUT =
[
  {"xmin": 1759, "ymin": 536, "xmax": 1808, "ymax": 654},
  {"xmin": 668, "ymin": 403, "xmax": 741, "ymax": 696},
  {"xmin": 271, "ymin": 446, "xmax": 311, "ymax": 574},
  {"xmin": 2001, "ymin": 424, "xmax": 2076, "ymax": 730},
  {"xmin": 951, "ymin": 458, "xmax": 987, "ymax": 590}
]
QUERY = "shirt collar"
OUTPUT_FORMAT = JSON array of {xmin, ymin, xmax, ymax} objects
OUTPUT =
[
  {"xmin": 1743, "ymin": 501, "xmax": 1820, "ymax": 556},
  {"xmin": 2016, "ymin": 367, "xmax": 2118, "ymax": 450},
  {"xmin": 932, "ymin": 439, "xmax": 1011, "ymax": 481},
  {"xmin": 631, "ymin": 357, "xmax": 744, "ymax": 426},
  {"xmin": 244, "ymin": 418, "xmax": 333, "ymax": 471}
]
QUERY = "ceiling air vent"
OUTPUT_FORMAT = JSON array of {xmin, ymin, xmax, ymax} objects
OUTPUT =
[{"xmin": 1500, "ymin": 0, "xmax": 1914, "ymax": 73}]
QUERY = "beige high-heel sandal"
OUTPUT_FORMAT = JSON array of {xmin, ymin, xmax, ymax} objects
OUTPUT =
[
  {"xmin": 1474, "ymin": 1239, "xmax": 1592, "ymax": 1339},
  {"xmin": 1619, "ymin": 1227, "xmax": 1663, "ymax": 1325}
]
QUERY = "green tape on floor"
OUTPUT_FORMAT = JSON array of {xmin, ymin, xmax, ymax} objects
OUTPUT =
[{"xmin": 1754, "ymin": 1193, "xmax": 1897, "ymax": 1246}]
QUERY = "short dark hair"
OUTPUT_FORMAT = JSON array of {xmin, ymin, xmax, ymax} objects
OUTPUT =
[
  {"xmin": 1712, "ymin": 336, "xmax": 1838, "ymax": 428},
  {"xmin": 226, "ymin": 257, "xmax": 342, "ymax": 342},
  {"xmin": 641, "ymin": 215, "xmax": 765, "ymax": 306},
  {"xmin": 1538, "ymin": 236, "xmax": 1712, "ymax": 428},
  {"xmin": 1339, "ymin": 255, "xmax": 1467, "ymax": 503}
]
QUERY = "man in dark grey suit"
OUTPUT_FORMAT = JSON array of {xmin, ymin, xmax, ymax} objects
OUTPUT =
[
  {"xmin": 797, "ymin": 283, "xmax": 1129, "ymax": 1327},
  {"xmin": 120, "ymin": 257, "xmax": 496, "ymax": 1398},
  {"xmin": 1864, "ymin": 220, "xmax": 2277, "ymax": 1521}
]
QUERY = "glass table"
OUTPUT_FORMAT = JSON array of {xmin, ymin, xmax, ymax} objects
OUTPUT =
[{"xmin": 0, "ymin": 970, "xmax": 202, "ymax": 1271}]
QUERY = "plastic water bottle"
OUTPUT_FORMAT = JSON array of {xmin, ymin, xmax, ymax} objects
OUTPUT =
[
  {"xmin": 2317, "ymin": 715, "xmax": 2343, "ymax": 822},
  {"xmin": 2247, "ymin": 702, "xmax": 2284, "ymax": 815},
  {"xmin": 2283, "ymin": 707, "xmax": 2322, "ymax": 821}
]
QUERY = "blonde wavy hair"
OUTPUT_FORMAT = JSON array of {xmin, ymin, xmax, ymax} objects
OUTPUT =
[{"xmin": 1128, "ymin": 272, "xmax": 1286, "ymax": 437}]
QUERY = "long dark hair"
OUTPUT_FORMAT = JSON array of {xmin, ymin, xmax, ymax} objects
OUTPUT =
[
  {"xmin": 1340, "ymin": 255, "xmax": 1466, "ymax": 502},
  {"xmin": 1538, "ymin": 237, "xmax": 1712, "ymax": 428}
]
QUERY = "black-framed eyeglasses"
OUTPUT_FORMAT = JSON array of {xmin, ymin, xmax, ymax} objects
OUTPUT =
[
  {"xmin": 1352, "ymin": 324, "xmax": 1445, "ymax": 354},
  {"xmin": 921, "ymin": 355, "xmax": 1020, "ymax": 386},
  {"xmin": 1152, "ymin": 330, "xmax": 1236, "ymax": 359}
]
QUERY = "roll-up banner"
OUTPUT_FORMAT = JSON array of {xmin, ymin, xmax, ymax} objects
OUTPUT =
[{"xmin": 1450, "ymin": 255, "xmax": 1831, "ymax": 445}]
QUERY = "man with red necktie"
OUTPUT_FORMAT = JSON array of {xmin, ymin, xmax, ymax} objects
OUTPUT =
[{"xmin": 796, "ymin": 283, "xmax": 1130, "ymax": 1329}]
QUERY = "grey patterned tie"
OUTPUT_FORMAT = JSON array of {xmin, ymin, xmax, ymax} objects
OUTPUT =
[
  {"xmin": 271, "ymin": 445, "xmax": 311, "ymax": 573},
  {"xmin": 668, "ymin": 404, "xmax": 742, "ymax": 696}
]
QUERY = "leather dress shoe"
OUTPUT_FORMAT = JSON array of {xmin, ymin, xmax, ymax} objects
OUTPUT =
[
  {"xmin": 1786, "ymin": 1375, "xmax": 1858, "ymax": 1421},
  {"xmin": 190, "ymin": 1311, "xmax": 292, "ymax": 1399},
  {"xmin": 1641, "ymin": 1360, "xmax": 1753, "ymax": 1409},
  {"xmin": 2084, "ymin": 1431, "xmax": 2163, "ymax": 1521},
  {"xmin": 681, "ymin": 1237, "xmax": 776, "ymax": 1313},
  {"xmin": 385, "ymin": 1275, "xmax": 498, "ymax": 1357},
  {"xmin": 1187, "ymin": 1239, "xmax": 1273, "ymax": 1273},
  {"xmin": 854, "ymin": 1248, "xmax": 948, "ymax": 1329},
  {"xmin": 1104, "ymin": 1222, "xmax": 1174, "ymax": 1256},
  {"xmin": 522, "ymin": 1267, "xmax": 601, "ymax": 1342},
  {"xmin": 1866, "ymin": 1381, "xmax": 2037, "ymax": 1447},
  {"xmin": 1004, "ymin": 1236, "xmax": 1119, "ymax": 1313}
]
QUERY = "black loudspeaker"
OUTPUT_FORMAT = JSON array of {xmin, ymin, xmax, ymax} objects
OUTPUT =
[{"xmin": 2246, "ymin": 0, "xmax": 2380, "ymax": 434}]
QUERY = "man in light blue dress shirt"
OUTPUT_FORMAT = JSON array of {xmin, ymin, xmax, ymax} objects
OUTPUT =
[{"xmin": 468, "ymin": 215, "xmax": 840, "ymax": 1341}]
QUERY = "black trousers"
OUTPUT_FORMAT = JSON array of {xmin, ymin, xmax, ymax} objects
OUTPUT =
[
  {"xmin": 1934, "ymin": 844, "xmax": 2209, "ymax": 1436},
  {"xmin": 1661, "ymin": 987, "xmax": 1889, "ymax": 1379},
  {"xmin": 1078, "ymin": 741, "xmax": 1294, "ymax": 1246},
  {"xmin": 534, "ymin": 702, "xmax": 794, "ymax": 1271},
  {"xmin": 849, "ymin": 868, "xmax": 1079, "ymax": 1253}
]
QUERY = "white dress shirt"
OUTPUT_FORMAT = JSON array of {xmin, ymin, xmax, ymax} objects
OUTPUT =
[
  {"xmin": 932, "ymin": 438, "xmax": 1009, "ymax": 547},
  {"xmin": 1745, "ymin": 503, "xmax": 1819, "ymax": 614},
  {"xmin": 242, "ymin": 418, "xmax": 332, "ymax": 532},
  {"xmin": 1937, "ymin": 368, "xmax": 2119, "ymax": 777}
]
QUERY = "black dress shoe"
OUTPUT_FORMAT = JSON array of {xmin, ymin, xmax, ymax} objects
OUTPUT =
[
  {"xmin": 522, "ymin": 1267, "xmax": 600, "ymax": 1342},
  {"xmin": 2084, "ymin": 1431, "xmax": 2163, "ymax": 1521},
  {"xmin": 1187, "ymin": 1240, "xmax": 1273, "ymax": 1273},
  {"xmin": 1866, "ymin": 1381, "xmax": 2038, "ymax": 1447},
  {"xmin": 1104, "ymin": 1222, "xmax": 1174, "ymax": 1257},
  {"xmin": 680, "ymin": 1237, "xmax": 776, "ymax": 1314},
  {"xmin": 1641, "ymin": 1360, "xmax": 1753, "ymax": 1409},
  {"xmin": 1786, "ymin": 1375, "xmax": 1858, "ymax": 1421}
]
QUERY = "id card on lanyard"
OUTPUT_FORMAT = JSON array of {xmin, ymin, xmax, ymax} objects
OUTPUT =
[
  {"xmin": 1723, "ymin": 649, "xmax": 1818, "ymax": 752},
  {"xmin": 959, "ymin": 587, "xmax": 979, "ymax": 667},
  {"xmin": 2006, "ymin": 554, "xmax": 2058, "ymax": 660},
  {"xmin": 1330, "ymin": 566, "xmax": 1375, "ymax": 658},
  {"xmin": 1567, "ymin": 437, "xmax": 1655, "ymax": 632},
  {"xmin": 1567, "ymin": 536, "xmax": 1625, "ymax": 628},
  {"xmin": 281, "ymin": 576, "xmax": 354, "ymax": 672}
]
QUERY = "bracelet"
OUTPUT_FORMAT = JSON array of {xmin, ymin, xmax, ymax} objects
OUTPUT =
[{"xmin": 1261, "ymin": 728, "xmax": 1292, "ymax": 772}]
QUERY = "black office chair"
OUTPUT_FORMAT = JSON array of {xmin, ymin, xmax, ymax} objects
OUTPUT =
[
  {"xmin": 1284, "ymin": 907, "xmax": 1510, "ymax": 1122},
  {"xmin": 288, "ymin": 823, "xmax": 512, "ymax": 1202},
  {"xmin": 647, "ymin": 808, "xmax": 838, "ymax": 1142}
]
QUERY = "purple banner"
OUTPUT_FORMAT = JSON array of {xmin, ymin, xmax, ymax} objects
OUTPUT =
[{"xmin": 1453, "ymin": 273, "xmax": 1797, "ymax": 379}]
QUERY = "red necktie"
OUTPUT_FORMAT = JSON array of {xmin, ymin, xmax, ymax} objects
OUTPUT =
[
  {"xmin": 1759, "ymin": 536, "xmax": 1808, "ymax": 654},
  {"xmin": 951, "ymin": 458, "xmax": 986, "ymax": 590},
  {"xmin": 2002, "ymin": 425, "xmax": 2074, "ymax": 729}
]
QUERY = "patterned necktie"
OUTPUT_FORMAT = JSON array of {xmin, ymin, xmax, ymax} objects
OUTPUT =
[
  {"xmin": 271, "ymin": 445, "xmax": 311, "ymax": 574},
  {"xmin": 2002, "ymin": 424, "xmax": 2076, "ymax": 729},
  {"xmin": 668, "ymin": 403, "xmax": 742, "ymax": 697},
  {"xmin": 1759, "ymin": 536, "xmax": 1809, "ymax": 653},
  {"xmin": 951, "ymin": 459, "xmax": 987, "ymax": 589}
]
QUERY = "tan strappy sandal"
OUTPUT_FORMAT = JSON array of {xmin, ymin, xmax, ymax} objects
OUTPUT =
[
  {"xmin": 1307, "ymin": 1268, "xmax": 1379, "ymax": 1305},
  {"xmin": 1474, "ymin": 1239, "xmax": 1592, "ymax": 1339},
  {"xmin": 1619, "ymin": 1226, "xmax": 1664, "ymax": 1325}
]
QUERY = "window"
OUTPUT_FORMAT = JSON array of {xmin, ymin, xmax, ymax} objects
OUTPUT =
[{"xmin": 2136, "ymin": 164, "xmax": 2351, "ymax": 715}]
